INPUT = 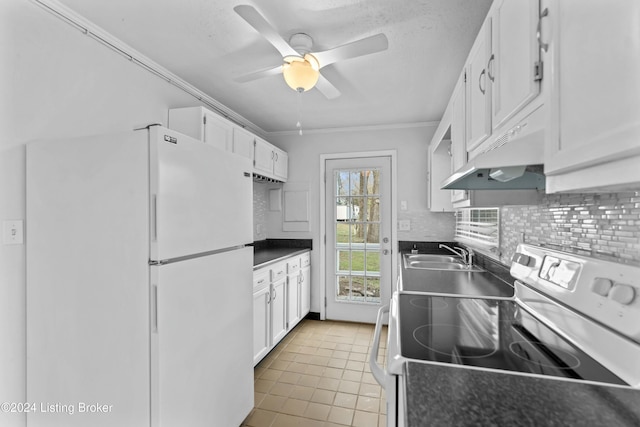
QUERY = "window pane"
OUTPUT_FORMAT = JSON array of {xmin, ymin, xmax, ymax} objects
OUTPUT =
[
  {"xmin": 336, "ymin": 223, "xmax": 350, "ymax": 244},
  {"xmin": 349, "ymin": 197, "xmax": 365, "ymax": 222},
  {"xmin": 350, "ymin": 250, "xmax": 365, "ymax": 273},
  {"xmin": 364, "ymin": 170, "xmax": 380, "ymax": 195},
  {"xmin": 367, "ymin": 197, "xmax": 380, "ymax": 222},
  {"xmin": 365, "ymin": 223, "xmax": 380, "ymax": 244},
  {"xmin": 351, "ymin": 223, "xmax": 366, "ymax": 244},
  {"xmin": 349, "ymin": 171, "xmax": 362, "ymax": 196},
  {"xmin": 338, "ymin": 250, "xmax": 350, "ymax": 272},
  {"xmin": 337, "ymin": 276, "xmax": 351, "ymax": 299},
  {"xmin": 365, "ymin": 278, "xmax": 380, "ymax": 302},
  {"xmin": 366, "ymin": 251, "xmax": 380, "ymax": 274},
  {"xmin": 336, "ymin": 171, "xmax": 350, "ymax": 197},
  {"xmin": 351, "ymin": 276, "xmax": 365, "ymax": 297}
]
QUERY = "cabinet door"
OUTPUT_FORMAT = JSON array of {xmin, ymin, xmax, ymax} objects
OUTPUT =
[
  {"xmin": 233, "ymin": 127, "xmax": 255, "ymax": 161},
  {"xmin": 491, "ymin": 0, "xmax": 541, "ymax": 130},
  {"xmin": 545, "ymin": 0, "xmax": 640, "ymax": 179},
  {"xmin": 252, "ymin": 286, "xmax": 271, "ymax": 366},
  {"xmin": 203, "ymin": 111, "xmax": 233, "ymax": 152},
  {"xmin": 286, "ymin": 274, "xmax": 300, "ymax": 329},
  {"xmin": 450, "ymin": 78, "xmax": 470, "ymax": 204},
  {"xmin": 254, "ymin": 137, "xmax": 274, "ymax": 175},
  {"xmin": 466, "ymin": 20, "xmax": 492, "ymax": 152},
  {"xmin": 271, "ymin": 279, "xmax": 287, "ymax": 345},
  {"xmin": 273, "ymin": 147, "xmax": 288, "ymax": 181},
  {"xmin": 300, "ymin": 266, "xmax": 310, "ymax": 318}
]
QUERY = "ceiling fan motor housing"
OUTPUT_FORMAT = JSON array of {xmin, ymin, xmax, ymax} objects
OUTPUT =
[{"xmin": 289, "ymin": 33, "xmax": 314, "ymax": 55}]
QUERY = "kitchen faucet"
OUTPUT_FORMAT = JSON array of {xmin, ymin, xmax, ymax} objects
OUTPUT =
[{"xmin": 439, "ymin": 244, "xmax": 474, "ymax": 268}]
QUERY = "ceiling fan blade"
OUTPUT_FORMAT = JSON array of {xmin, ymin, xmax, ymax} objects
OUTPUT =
[
  {"xmin": 315, "ymin": 74, "xmax": 341, "ymax": 99},
  {"xmin": 312, "ymin": 33, "xmax": 388, "ymax": 68},
  {"xmin": 234, "ymin": 65, "xmax": 283, "ymax": 83},
  {"xmin": 234, "ymin": 5, "xmax": 299, "ymax": 58}
]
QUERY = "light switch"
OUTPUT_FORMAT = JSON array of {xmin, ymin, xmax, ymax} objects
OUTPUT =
[
  {"xmin": 3, "ymin": 220, "xmax": 24, "ymax": 245},
  {"xmin": 399, "ymin": 220, "xmax": 410, "ymax": 231},
  {"xmin": 400, "ymin": 200, "xmax": 408, "ymax": 211}
]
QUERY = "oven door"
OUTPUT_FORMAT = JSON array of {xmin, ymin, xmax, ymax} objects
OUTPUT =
[{"xmin": 370, "ymin": 294, "xmax": 406, "ymax": 427}]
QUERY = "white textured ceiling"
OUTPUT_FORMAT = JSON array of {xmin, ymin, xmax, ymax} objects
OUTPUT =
[{"xmin": 56, "ymin": 0, "xmax": 492, "ymax": 133}]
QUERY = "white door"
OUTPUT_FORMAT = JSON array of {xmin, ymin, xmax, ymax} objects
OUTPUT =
[
  {"xmin": 149, "ymin": 126, "xmax": 253, "ymax": 261},
  {"xmin": 325, "ymin": 156, "xmax": 392, "ymax": 323},
  {"xmin": 152, "ymin": 247, "xmax": 253, "ymax": 427}
]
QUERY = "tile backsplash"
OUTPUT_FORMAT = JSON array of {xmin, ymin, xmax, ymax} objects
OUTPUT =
[
  {"xmin": 253, "ymin": 182, "xmax": 268, "ymax": 241},
  {"xmin": 501, "ymin": 191, "xmax": 640, "ymax": 266}
]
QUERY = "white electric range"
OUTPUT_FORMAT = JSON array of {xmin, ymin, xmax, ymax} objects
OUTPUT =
[{"xmin": 371, "ymin": 244, "xmax": 640, "ymax": 427}]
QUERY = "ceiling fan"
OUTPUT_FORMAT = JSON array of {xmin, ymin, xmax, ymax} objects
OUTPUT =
[{"xmin": 233, "ymin": 5, "xmax": 389, "ymax": 99}]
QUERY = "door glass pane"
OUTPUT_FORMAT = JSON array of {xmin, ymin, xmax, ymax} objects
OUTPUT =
[
  {"xmin": 336, "ymin": 223, "xmax": 350, "ymax": 244},
  {"xmin": 333, "ymin": 167, "xmax": 382, "ymax": 305}
]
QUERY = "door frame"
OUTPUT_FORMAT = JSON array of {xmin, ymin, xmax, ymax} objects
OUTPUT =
[{"xmin": 319, "ymin": 150, "xmax": 398, "ymax": 321}]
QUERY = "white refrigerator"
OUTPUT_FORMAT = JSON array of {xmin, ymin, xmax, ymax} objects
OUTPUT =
[{"xmin": 26, "ymin": 125, "xmax": 254, "ymax": 426}]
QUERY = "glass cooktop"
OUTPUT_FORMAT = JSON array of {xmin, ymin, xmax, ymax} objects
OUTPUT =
[{"xmin": 397, "ymin": 294, "xmax": 626, "ymax": 385}]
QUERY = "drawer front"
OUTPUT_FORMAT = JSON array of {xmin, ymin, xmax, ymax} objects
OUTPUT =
[
  {"xmin": 287, "ymin": 257, "xmax": 300, "ymax": 274},
  {"xmin": 300, "ymin": 252, "xmax": 310, "ymax": 268},
  {"xmin": 253, "ymin": 269, "xmax": 270, "ymax": 291},
  {"xmin": 271, "ymin": 261, "xmax": 287, "ymax": 282}
]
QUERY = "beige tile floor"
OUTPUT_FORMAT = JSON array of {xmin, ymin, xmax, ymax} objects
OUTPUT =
[{"xmin": 242, "ymin": 319, "xmax": 388, "ymax": 427}]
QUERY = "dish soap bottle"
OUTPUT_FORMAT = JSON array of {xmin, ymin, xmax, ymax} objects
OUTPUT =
[{"xmin": 411, "ymin": 244, "xmax": 418, "ymax": 254}]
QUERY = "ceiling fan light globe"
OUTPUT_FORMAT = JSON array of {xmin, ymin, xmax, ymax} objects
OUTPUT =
[{"xmin": 282, "ymin": 59, "xmax": 319, "ymax": 92}]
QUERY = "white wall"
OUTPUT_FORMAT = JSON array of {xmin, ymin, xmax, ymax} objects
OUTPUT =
[
  {"xmin": 0, "ymin": 2, "xmax": 209, "ymax": 425},
  {"xmin": 267, "ymin": 127, "xmax": 455, "ymax": 313}
]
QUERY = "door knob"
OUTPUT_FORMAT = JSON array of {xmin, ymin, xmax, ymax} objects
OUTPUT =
[{"xmin": 383, "ymin": 249, "xmax": 389, "ymax": 255}]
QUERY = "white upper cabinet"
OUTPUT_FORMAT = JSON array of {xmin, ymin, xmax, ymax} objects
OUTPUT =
[
  {"xmin": 543, "ymin": 0, "xmax": 640, "ymax": 192},
  {"xmin": 254, "ymin": 137, "xmax": 288, "ymax": 182},
  {"xmin": 232, "ymin": 127, "xmax": 255, "ymax": 161},
  {"xmin": 490, "ymin": 0, "xmax": 541, "ymax": 131},
  {"xmin": 450, "ymin": 76, "xmax": 471, "ymax": 206},
  {"xmin": 169, "ymin": 106, "xmax": 289, "ymax": 182},
  {"xmin": 273, "ymin": 147, "xmax": 288, "ymax": 181},
  {"xmin": 465, "ymin": 20, "xmax": 492, "ymax": 153},
  {"xmin": 168, "ymin": 106, "xmax": 232, "ymax": 152},
  {"xmin": 254, "ymin": 137, "xmax": 275, "ymax": 175}
]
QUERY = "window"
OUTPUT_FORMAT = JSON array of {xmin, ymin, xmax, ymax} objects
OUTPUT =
[{"xmin": 455, "ymin": 207, "xmax": 499, "ymax": 253}]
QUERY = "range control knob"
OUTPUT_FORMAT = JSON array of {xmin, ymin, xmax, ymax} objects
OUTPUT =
[
  {"xmin": 609, "ymin": 284, "xmax": 636, "ymax": 305},
  {"xmin": 591, "ymin": 278, "xmax": 613, "ymax": 296}
]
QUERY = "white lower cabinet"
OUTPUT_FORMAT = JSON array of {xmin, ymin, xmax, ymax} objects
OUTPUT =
[
  {"xmin": 253, "ymin": 251, "xmax": 311, "ymax": 366},
  {"xmin": 252, "ymin": 283, "xmax": 270, "ymax": 366},
  {"xmin": 271, "ymin": 277, "xmax": 287, "ymax": 345}
]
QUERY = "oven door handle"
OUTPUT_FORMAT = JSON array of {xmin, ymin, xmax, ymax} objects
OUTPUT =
[{"xmin": 369, "ymin": 304, "xmax": 389, "ymax": 387}]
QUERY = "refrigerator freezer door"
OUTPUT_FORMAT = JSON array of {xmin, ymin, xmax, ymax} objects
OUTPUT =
[
  {"xmin": 149, "ymin": 127, "xmax": 253, "ymax": 261},
  {"xmin": 150, "ymin": 247, "xmax": 253, "ymax": 427},
  {"xmin": 27, "ymin": 132, "xmax": 151, "ymax": 426}
]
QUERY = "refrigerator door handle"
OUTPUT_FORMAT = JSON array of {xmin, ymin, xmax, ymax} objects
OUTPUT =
[
  {"xmin": 151, "ymin": 194, "xmax": 158, "ymax": 241},
  {"xmin": 152, "ymin": 284, "xmax": 158, "ymax": 333}
]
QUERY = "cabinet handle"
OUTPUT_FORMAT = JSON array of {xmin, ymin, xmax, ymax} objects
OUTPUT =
[
  {"xmin": 272, "ymin": 288, "xmax": 277, "ymax": 301},
  {"xmin": 487, "ymin": 54, "xmax": 495, "ymax": 82},
  {"xmin": 479, "ymin": 69, "xmax": 486, "ymax": 94},
  {"xmin": 537, "ymin": 8, "xmax": 549, "ymax": 52}
]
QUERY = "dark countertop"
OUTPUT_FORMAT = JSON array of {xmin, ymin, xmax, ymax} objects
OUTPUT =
[
  {"xmin": 398, "ymin": 251, "xmax": 514, "ymax": 298},
  {"xmin": 252, "ymin": 239, "xmax": 312, "ymax": 269},
  {"xmin": 405, "ymin": 362, "xmax": 640, "ymax": 426}
]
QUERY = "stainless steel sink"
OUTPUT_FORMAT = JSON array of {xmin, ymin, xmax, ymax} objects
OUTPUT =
[
  {"xmin": 403, "ymin": 254, "xmax": 484, "ymax": 272},
  {"xmin": 404, "ymin": 254, "xmax": 462, "ymax": 263}
]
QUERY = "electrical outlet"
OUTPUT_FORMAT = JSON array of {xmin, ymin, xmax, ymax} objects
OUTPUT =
[
  {"xmin": 3, "ymin": 220, "xmax": 24, "ymax": 245},
  {"xmin": 399, "ymin": 220, "xmax": 411, "ymax": 231}
]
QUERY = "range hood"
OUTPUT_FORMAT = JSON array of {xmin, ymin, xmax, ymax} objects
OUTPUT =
[{"xmin": 441, "ymin": 107, "xmax": 546, "ymax": 190}]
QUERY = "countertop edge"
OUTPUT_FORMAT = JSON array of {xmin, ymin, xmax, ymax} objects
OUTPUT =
[{"xmin": 253, "ymin": 248, "xmax": 310, "ymax": 270}]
